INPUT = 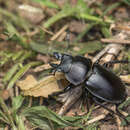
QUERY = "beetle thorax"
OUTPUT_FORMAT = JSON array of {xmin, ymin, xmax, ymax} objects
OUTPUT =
[{"xmin": 65, "ymin": 61, "xmax": 89, "ymax": 85}]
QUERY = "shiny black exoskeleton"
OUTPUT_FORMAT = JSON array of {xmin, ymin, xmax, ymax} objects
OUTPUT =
[{"xmin": 50, "ymin": 52, "xmax": 128, "ymax": 123}]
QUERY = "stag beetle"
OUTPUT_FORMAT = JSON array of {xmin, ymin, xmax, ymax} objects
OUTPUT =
[{"xmin": 50, "ymin": 52, "xmax": 128, "ymax": 124}]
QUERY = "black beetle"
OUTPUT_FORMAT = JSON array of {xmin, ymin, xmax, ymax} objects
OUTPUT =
[{"xmin": 50, "ymin": 52, "xmax": 128, "ymax": 123}]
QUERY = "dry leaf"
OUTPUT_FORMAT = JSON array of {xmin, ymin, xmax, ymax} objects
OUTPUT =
[
  {"xmin": 17, "ymin": 72, "xmax": 68, "ymax": 97},
  {"xmin": 1, "ymin": 89, "xmax": 10, "ymax": 100},
  {"xmin": 120, "ymin": 75, "xmax": 130, "ymax": 84},
  {"xmin": 18, "ymin": 4, "xmax": 45, "ymax": 24}
]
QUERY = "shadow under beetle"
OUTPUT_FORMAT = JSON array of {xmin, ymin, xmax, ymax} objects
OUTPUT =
[{"xmin": 50, "ymin": 52, "xmax": 129, "ymax": 124}]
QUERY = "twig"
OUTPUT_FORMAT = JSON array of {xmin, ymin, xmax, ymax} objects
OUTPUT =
[
  {"xmin": 116, "ymin": 114, "xmax": 123, "ymax": 130},
  {"xmin": 40, "ymin": 26, "xmax": 54, "ymax": 35},
  {"xmin": 57, "ymin": 31, "xmax": 67, "ymax": 42},
  {"xmin": 101, "ymin": 44, "xmax": 123, "ymax": 63},
  {"xmin": 28, "ymin": 97, "xmax": 32, "ymax": 107},
  {"xmin": 50, "ymin": 24, "xmax": 68, "ymax": 41},
  {"xmin": 86, "ymin": 109, "xmax": 109, "ymax": 125},
  {"xmin": 113, "ymin": 25, "xmax": 130, "ymax": 31},
  {"xmin": 92, "ymin": 44, "xmax": 123, "ymax": 63},
  {"xmin": 15, "ymin": 86, "xmax": 19, "ymax": 97},
  {"xmin": 101, "ymin": 38, "xmax": 130, "ymax": 45},
  {"xmin": 39, "ymin": 97, "xmax": 43, "ymax": 105}
]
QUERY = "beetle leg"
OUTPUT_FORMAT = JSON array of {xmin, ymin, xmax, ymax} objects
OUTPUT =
[
  {"xmin": 115, "ymin": 104, "xmax": 130, "ymax": 125},
  {"xmin": 49, "ymin": 63, "xmax": 58, "ymax": 75},
  {"xmin": 49, "ymin": 63, "xmax": 63, "ymax": 75},
  {"xmin": 63, "ymin": 84, "xmax": 74, "ymax": 92},
  {"xmin": 84, "ymin": 89, "xmax": 90, "ymax": 112},
  {"xmin": 103, "ymin": 60, "xmax": 130, "ymax": 68},
  {"xmin": 93, "ymin": 97, "xmax": 129, "ymax": 125}
]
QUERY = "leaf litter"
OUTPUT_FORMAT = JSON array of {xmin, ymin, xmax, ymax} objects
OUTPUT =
[{"xmin": 0, "ymin": 0, "xmax": 130, "ymax": 129}]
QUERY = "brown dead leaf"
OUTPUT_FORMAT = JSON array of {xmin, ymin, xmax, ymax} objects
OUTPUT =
[
  {"xmin": 69, "ymin": 20, "xmax": 86, "ymax": 33},
  {"xmin": 120, "ymin": 75, "xmax": 130, "ymax": 84},
  {"xmin": 17, "ymin": 72, "xmax": 68, "ymax": 97},
  {"xmin": 18, "ymin": 4, "xmax": 45, "ymax": 24},
  {"xmin": 1, "ymin": 89, "xmax": 10, "ymax": 100},
  {"xmin": 36, "ymin": 54, "xmax": 51, "ymax": 63}
]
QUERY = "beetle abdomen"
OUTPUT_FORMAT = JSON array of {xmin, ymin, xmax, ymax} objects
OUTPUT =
[{"xmin": 86, "ymin": 64, "xmax": 127, "ymax": 104}]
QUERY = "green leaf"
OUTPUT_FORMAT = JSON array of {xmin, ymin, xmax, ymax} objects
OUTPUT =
[
  {"xmin": 101, "ymin": 27, "xmax": 111, "ymax": 38},
  {"xmin": 0, "ymin": 110, "xmax": 10, "ymax": 124},
  {"xmin": 26, "ymin": 116, "xmax": 52, "ymax": 130},
  {"xmin": 121, "ymin": 114, "xmax": 130, "ymax": 126},
  {"xmin": 22, "ymin": 106, "xmax": 83, "ymax": 128},
  {"xmin": 3, "ymin": 64, "xmax": 19, "ymax": 84},
  {"xmin": 122, "ymin": 0, "xmax": 130, "ymax": 5},
  {"xmin": 12, "ymin": 51, "xmax": 25, "ymax": 61},
  {"xmin": 5, "ymin": 22, "xmax": 19, "ymax": 37},
  {"xmin": 118, "ymin": 97, "xmax": 130, "ymax": 109},
  {"xmin": 0, "ymin": 97, "xmax": 15, "ymax": 127},
  {"xmin": 12, "ymin": 95, "xmax": 24, "ymax": 113},
  {"xmin": 15, "ymin": 115, "xmax": 26, "ymax": 130},
  {"xmin": 30, "ymin": 42, "xmax": 49, "ymax": 54},
  {"xmin": 43, "ymin": 5, "xmax": 76, "ymax": 28},
  {"xmin": 5, "ymin": 22, "xmax": 29, "ymax": 49},
  {"xmin": 32, "ymin": 0, "xmax": 59, "ymax": 9},
  {"xmin": 7, "ymin": 61, "xmax": 41, "ymax": 89},
  {"xmin": 102, "ymin": 2, "xmax": 121, "ymax": 17},
  {"xmin": 78, "ymin": 41, "xmax": 103, "ymax": 54},
  {"xmin": 77, "ymin": 0, "xmax": 91, "ymax": 14},
  {"xmin": 7, "ymin": 64, "xmax": 31, "ymax": 89}
]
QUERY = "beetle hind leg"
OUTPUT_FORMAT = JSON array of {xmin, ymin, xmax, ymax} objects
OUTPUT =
[
  {"xmin": 115, "ymin": 104, "xmax": 130, "ymax": 125},
  {"xmin": 93, "ymin": 97, "xmax": 129, "ymax": 125}
]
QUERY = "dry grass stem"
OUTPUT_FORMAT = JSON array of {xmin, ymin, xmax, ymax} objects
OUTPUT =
[
  {"xmin": 40, "ymin": 26, "xmax": 54, "ymax": 35},
  {"xmin": 39, "ymin": 97, "xmax": 43, "ymax": 105},
  {"xmin": 101, "ymin": 38, "xmax": 130, "ymax": 45},
  {"xmin": 28, "ymin": 97, "xmax": 32, "ymax": 107},
  {"xmin": 87, "ymin": 109, "xmax": 109, "ymax": 125},
  {"xmin": 50, "ymin": 24, "xmax": 68, "ymax": 41},
  {"xmin": 92, "ymin": 44, "xmax": 123, "ymax": 63},
  {"xmin": 57, "ymin": 31, "xmax": 67, "ymax": 42}
]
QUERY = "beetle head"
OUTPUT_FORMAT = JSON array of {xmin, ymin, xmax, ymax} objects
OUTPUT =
[{"xmin": 50, "ymin": 52, "xmax": 73, "ymax": 73}]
